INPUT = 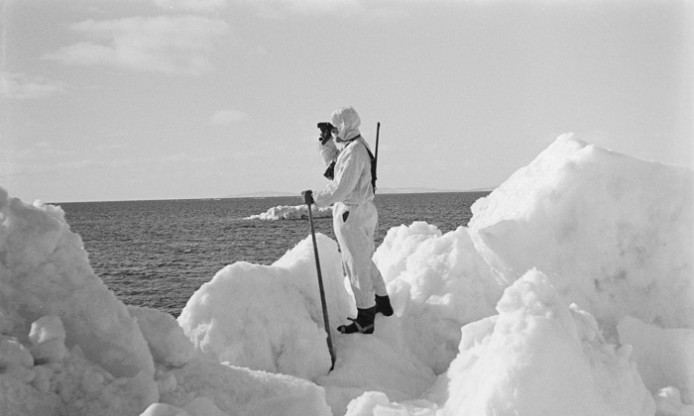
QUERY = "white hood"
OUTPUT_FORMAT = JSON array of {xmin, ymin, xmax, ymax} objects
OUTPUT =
[{"xmin": 331, "ymin": 106, "xmax": 361, "ymax": 141}]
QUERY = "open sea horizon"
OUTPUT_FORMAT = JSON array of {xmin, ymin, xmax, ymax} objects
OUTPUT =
[{"xmin": 60, "ymin": 192, "xmax": 489, "ymax": 317}]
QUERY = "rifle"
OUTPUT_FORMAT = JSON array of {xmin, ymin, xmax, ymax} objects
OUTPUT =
[{"xmin": 373, "ymin": 122, "xmax": 380, "ymax": 192}]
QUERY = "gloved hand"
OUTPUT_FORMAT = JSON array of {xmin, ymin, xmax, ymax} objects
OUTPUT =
[
  {"xmin": 317, "ymin": 122, "xmax": 334, "ymax": 145},
  {"xmin": 323, "ymin": 161, "xmax": 335, "ymax": 180},
  {"xmin": 301, "ymin": 190, "xmax": 314, "ymax": 205},
  {"xmin": 319, "ymin": 133, "xmax": 332, "ymax": 145}
]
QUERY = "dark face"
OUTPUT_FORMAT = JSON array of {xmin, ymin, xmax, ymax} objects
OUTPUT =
[{"xmin": 332, "ymin": 127, "xmax": 344, "ymax": 142}]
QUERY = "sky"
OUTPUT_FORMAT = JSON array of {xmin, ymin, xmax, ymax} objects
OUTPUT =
[{"xmin": 1, "ymin": 0, "xmax": 692, "ymax": 203}]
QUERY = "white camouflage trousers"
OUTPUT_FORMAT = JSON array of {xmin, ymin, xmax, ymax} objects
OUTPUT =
[{"xmin": 332, "ymin": 200, "xmax": 387, "ymax": 309}]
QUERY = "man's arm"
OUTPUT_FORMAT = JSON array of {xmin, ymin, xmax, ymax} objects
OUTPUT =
[
  {"xmin": 314, "ymin": 147, "xmax": 364, "ymax": 207},
  {"xmin": 319, "ymin": 139, "xmax": 338, "ymax": 179},
  {"xmin": 317, "ymin": 122, "xmax": 338, "ymax": 179}
]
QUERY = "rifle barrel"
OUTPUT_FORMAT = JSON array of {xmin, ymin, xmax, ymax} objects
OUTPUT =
[{"xmin": 375, "ymin": 122, "xmax": 380, "ymax": 169}]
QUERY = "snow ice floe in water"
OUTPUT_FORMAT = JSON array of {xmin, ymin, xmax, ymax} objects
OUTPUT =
[
  {"xmin": 1, "ymin": 133, "xmax": 692, "ymax": 416},
  {"xmin": 246, "ymin": 204, "xmax": 333, "ymax": 220}
]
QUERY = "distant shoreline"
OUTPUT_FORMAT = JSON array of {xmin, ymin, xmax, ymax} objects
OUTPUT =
[
  {"xmin": 226, "ymin": 187, "xmax": 495, "ymax": 199},
  {"xmin": 52, "ymin": 188, "xmax": 495, "ymax": 204}
]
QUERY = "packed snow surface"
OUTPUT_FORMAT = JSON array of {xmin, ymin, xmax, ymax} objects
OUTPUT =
[{"xmin": 1, "ymin": 134, "xmax": 692, "ymax": 416}]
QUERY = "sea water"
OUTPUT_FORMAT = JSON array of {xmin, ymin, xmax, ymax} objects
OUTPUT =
[{"xmin": 60, "ymin": 192, "xmax": 488, "ymax": 316}]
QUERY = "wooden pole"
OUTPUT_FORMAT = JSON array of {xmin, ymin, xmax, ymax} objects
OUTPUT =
[{"xmin": 306, "ymin": 202, "xmax": 336, "ymax": 371}]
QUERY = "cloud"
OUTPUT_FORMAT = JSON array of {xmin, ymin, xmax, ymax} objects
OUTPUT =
[
  {"xmin": 44, "ymin": 16, "xmax": 231, "ymax": 75},
  {"xmin": 0, "ymin": 141, "xmax": 81, "ymax": 178},
  {"xmin": 234, "ymin": 0, "xmax": 363, "ymax": 18},
  {"xmin": 153, "ymin": 0, "xmax": 227, "ymax": 13},
  {"xmin": 0, "ymin": 72, "xmax": 66, "ymax": 99},
  {"xmin": 209, "ymin": 109, "xmax": 250, "ymax": 125},
  {"xmin": 280, "ymin": 0, "xmax": 363, "ymax": 14},
  {"xmin": 233, "ymin": 0, "xmax": 413, "ymax": 21}
]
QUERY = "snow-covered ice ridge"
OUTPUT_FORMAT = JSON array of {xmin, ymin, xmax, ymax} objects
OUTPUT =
[
  {"xmin": 1, "ymin": 134, "xmax": 692, "ymax": 416},
  {"xmin": 246, "ymin": 204, "xmax": 333, "ymax": 220}
]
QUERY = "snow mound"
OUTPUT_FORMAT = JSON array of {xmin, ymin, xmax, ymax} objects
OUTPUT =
[
  {"xmin": 178, "ymin": 234, "xmax": 353, "ymax": 380},
  {"xmin": 373, "ymin": 222, "xmax": 503, "ymax": 374},
  {"xmin": 441, "ymin": 269, "xmax": 654, "ymax": 416},
  {"xmin": 0, "ymin": 188, "xmax": 158, "ymax": 415},
  {"xmin": 468, "ymin": 134, "xmax": 693, "ymax": 332},
  {"xmin": 158, "ymin": 360, "xmax": 331, "ymax": 416},
  {"xmin": 129, "ymin": 306, "xmax": 195, "ymax": 368},
  {"xmin": 0, "ymin": 188, "xmax": 337, "ymax": 416},
  {"xmin": 246, "ymin": 204, "xmax": 333, "ymax": 220}
]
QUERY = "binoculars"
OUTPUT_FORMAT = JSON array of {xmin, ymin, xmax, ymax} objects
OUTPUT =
[
  {"xmin": 317, "ymin": 122, "xmax": 336, "ymax": 179},
  {"xmin": 317, "ymin": 122, "xmax": 334, "ymax": 145}
]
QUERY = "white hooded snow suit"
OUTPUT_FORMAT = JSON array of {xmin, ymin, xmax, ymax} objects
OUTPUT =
[{"xmin": 313, "ymin": 107, "xmax": 387, "ymax": 309}]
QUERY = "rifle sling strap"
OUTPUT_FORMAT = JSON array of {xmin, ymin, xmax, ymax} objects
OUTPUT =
[{"xmin": 348, "ymin": 135, "xmax": 377, "ymax": 193}]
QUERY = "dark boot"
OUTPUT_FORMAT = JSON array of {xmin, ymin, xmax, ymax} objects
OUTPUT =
[
  {"xmin": 375, "ymin": 294, "xmax": 393, "ymax": 316},
  {"xmin": 338, "ymin": 306, "xmax": 376, "ymax": 334}
]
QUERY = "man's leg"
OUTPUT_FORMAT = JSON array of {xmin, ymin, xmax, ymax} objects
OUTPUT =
[
  {"xmin": 363, "ymin": 202, "xmax": 393, "ymax": 316},
  {"xmin": 334, "ymin": 203, "xmax": 374, "ymax": 309},
  {"xmin": 335, "ymin": 204, "xmax": 377, "ymax": 333}
]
